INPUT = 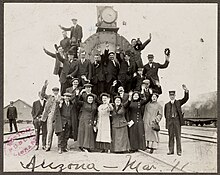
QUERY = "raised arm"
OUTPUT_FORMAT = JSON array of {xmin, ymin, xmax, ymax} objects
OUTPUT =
[
  {"xmin": 179, "ymin": 84, "xmax": 189, "ymax": 106},
  {"xmin": 59, "ymin": 25, "xmax": 71, "ymax": 31},
  {"xmin": 140, "ymin": 33, "xmax": 152, "ymax": 51},
  {"xmin": 43, "ymin": 47, "xmax": 56, "ymax": 58},
  {"xmin": 40, "ymin": 80, "xmax": 50, "ymax": 99},
  {"xmin": 110, "ymin": 81, "xmax": 118, "ymax": 97},
  {"xmin": 158, "ymin": 60, "xmax": 169, "ymax": 69}
]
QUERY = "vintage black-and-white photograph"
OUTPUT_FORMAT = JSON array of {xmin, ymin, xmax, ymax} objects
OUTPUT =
[{"xmin": 3, "ymin": 3, "xmax": 217, "ymax": 173}]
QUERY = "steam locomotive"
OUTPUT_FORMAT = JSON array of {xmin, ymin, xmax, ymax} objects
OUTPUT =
[{"xmin": 81, "ymin": 6, "xmax": 143, "ymax": 67}]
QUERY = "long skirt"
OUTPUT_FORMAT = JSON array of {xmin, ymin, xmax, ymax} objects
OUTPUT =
[
  {"xmin": 128, "ymin": 121, "xmax": 146, "ymax": 150},
  {"xmin": 77, "ymin": 119, "xmax": 95, "ymax": 149},
  {"xmin": 111, "ymin": 126, "xmax": 130, "ymax": 152}
]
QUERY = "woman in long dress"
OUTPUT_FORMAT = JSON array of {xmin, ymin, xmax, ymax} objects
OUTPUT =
[
  {"xmin": 143, "ymin": 93, "xmax": 162, "ymax": 154},
  {"xmin": 126, "ymin": 91, "xmax": 151, "ymax": 152},
  {"xmin": 76, "ymin": 91, "xmax": 97, "ymax": 152},
  {"xmin": 111, "ymin": 96, "xmax": 130, "ymax": 153},
  {"xmin": 96, "ymin": 93, "xmax": 113, "ymax": 152}
]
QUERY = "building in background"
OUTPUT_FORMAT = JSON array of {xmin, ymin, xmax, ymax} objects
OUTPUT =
[{"xmin": 4, "ymin": 99, "xmax": 32, "ymax": 123}]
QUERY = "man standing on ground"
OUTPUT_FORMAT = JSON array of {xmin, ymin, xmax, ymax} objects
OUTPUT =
[
  {"xmin": 31, "ymin": 92, "xmax": 47, "ymax": 150},
  {"xmin": 7, "ymin": 101, "xmax": 18, "ymax": 132},
  {"xmin": 40, "ymin": 80, "xmax": 62, "ymax": 151},
  {"xmin": 164, "ymin": 84, "xmax": 189, "ymax": 156}
]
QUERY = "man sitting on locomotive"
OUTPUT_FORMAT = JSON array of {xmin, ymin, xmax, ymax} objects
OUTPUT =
[
  {"xmin": 142, "ymin": 49, "xmax": 170, "ymax": 87},
  {"xmin": 76, "ymin": 49, "xmax": 92, "ymax": 86},
  {"xmin": 115, "ymin": 48, "xmax": 138, "ymax": 93},
  {"xmin": 130, "ymin": 33, "xmax": 152, "ymax": 67},
  {"xmin": 43, "ymin": 46, "xmax": 64, "ymax": 78}
]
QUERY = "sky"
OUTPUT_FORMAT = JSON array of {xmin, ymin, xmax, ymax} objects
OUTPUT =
[{"xmin": 4, "ymin": 3, "xmax": 217, "ymax": 106}]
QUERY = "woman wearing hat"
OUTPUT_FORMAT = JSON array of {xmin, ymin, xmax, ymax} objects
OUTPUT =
[
  {"xmin": 75, "ymin": 90, "xmax": 97, "ymax": 152},
  {"xmin": 125, "ymin": 91, "xmax": 151, "ymax": 152},
  {"xmin": 111, "ymin": 96, "xmax": 130, "ymax": 153},
  {"xmin": 96, "ymin": 93, "xmax": 113, "ymax": 153},
  {"xmin": 143, "ymin": 92, "xmax": 163, "ymax": 154}
]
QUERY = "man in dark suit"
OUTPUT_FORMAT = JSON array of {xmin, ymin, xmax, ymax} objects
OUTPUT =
[
  {"xmin": 7, "ymin": 101, "xmax": 18, "ymax": 132},
  {"xmin": 56, "ymin": 49, "xmax": 79, "ymax": 95},
  {"xmin": 116, "ymin": 49, "xmax": 137, "ymax": 93},
  {"xmin": 31, "ymin": 92, "xmax": 47, "ymax": 150},
  {"xmin": 130, "ymin": 33, "xmax": 152, "ymax": 67},
  {"xmin": 57, "ymin": 92, "xmax": 78, "ymax": 154},
  {"xmin": 76, "ymin": 50, "xmax": 92, "ymax": 86},
  {"xmin": 91, "ymin": 52, "xmax": 106, "ymax": 96},
  {"xmin": 43, "ymin": 46, "xmax": 65, "ymax": 77},
  {"xmin": 60, "ymin": 30, "xmax": 71, "ymax": 54},
  {"xmin": 59, "ymin": 18, "xmax": 83, "ymax": 45},
  {"xmin": 143, "ymin": 51, "xmax": 170, "ymax": 86},
  {"xmin": 103, "ymin": 46, "xmax": 120, "ymax": 94},
  {"xmin": 164, "ymin": 84, "xmax": 189, "ymax": 156}
]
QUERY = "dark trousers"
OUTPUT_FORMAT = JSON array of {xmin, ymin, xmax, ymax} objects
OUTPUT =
[
  {"xmin": 58, "ymin": 122, "xmax": 71, "ymax": 150},
  {"xmin": 92, "ymin": 81, "xmax": 105, "ymax": 97},
  {"xmin": 61, "ymin": 81, "xmax": 72, "ymax": 96},
  {"xmin": 168, "ymin": 118, "xmax": 181, "ymax": 154},
  {"xmin": 9, "ymin": 119, "xmax": 18, "ymax": 132},
  {"xmin": 33, "ymin": 119, "xmax": 47, "ymax": 146}
]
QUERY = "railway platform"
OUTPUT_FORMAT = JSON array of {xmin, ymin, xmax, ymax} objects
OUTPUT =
[{"xmin": 3, "ymin": 123, "xmax": 217, "ymax": 173}]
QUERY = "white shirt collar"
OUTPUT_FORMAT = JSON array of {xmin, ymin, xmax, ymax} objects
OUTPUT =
[{"xmin": 170, "ymin": 100, "xmax": 175, "ymax": 104}]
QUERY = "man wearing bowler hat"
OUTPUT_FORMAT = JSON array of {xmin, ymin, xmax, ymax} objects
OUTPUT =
[
  {"xmin": 143, "ymin": 49, "xmax": 170, "ymax": 86},
  {"xmin": 40, "ymin": 80, "xmax": 62, "ymax": 151},
  {"xmin": 164, "ymin": 84, "xmax": 189, "ymax": 156},
  {"xmin": 59, "ymin": 18, "xmax": 83, "ymax": 45}
]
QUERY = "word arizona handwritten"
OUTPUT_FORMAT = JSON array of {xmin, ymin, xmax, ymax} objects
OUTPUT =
[
  {"xmin": 20, "ymin": 155, "xmax": 100, "ymax": 172},
  {"xmin": 20, "ymin": 154, "xmax": 157, "ymax": 172}
]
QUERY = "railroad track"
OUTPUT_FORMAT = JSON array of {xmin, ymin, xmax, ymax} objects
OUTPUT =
[{"xmin": 160, "ymin": 130, "xmax": 217, "ymax": 144}]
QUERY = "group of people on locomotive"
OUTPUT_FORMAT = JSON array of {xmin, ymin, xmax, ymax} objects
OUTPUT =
[{"xmin": 32, "ymin": 18, "xmax": 189, "ymax": 156}]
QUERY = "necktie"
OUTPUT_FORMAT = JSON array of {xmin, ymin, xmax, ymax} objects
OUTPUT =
[{"xmin": 112, "ymin": 60, "xmax": 116, "ymax": 67}]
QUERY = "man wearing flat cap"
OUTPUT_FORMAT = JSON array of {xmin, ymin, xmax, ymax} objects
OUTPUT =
[
  {"xmin": 40, "ymin": 80, "xmax": 62, "ymax": 151},
  {"xmin": 164, "ymin": 84, "xmax": 189, "ymax": 156},
  {"xmin": 143, "ymin": 50, "xmax": 170, "ymax": 86},
  {"xmin": 59, "ymin": 18, "xmax": 83, "ymax": 46},
  {"xmin": 56, "ymin": 92, "xmax": 78, "ymax": 154},
  {"xmin": 116, "ymin": 47, "xmax": 138, "ymax": 93}
]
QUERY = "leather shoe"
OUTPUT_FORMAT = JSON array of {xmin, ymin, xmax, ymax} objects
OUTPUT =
[
  {"xmin": 167, "ymin": 152, "xmax": 174, "ymax": 155},
  {"xmin": 58, "ymin": 148, "xmax": 62, "ymax": 154},
  {"xmin": 149, "ymin": 148, "xmax": 154, "ymax": 154},
  {"xmin": 35, "ymin": 145, "xmax": 39, "ymax": 150},
  {"xmin": 42, "ymin": 146, "xmax": 46, "ymax": 150},
  {"xmin": 63, "ymin": 148, "xmax": 68, "ymax": 152},
  {"xmin": 46, "ymin": 147, "xmax": 51, "ymax": 152},
  {"xmin": 177, "ymin": 153, "xmax": 182, "ymax": 156}
]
